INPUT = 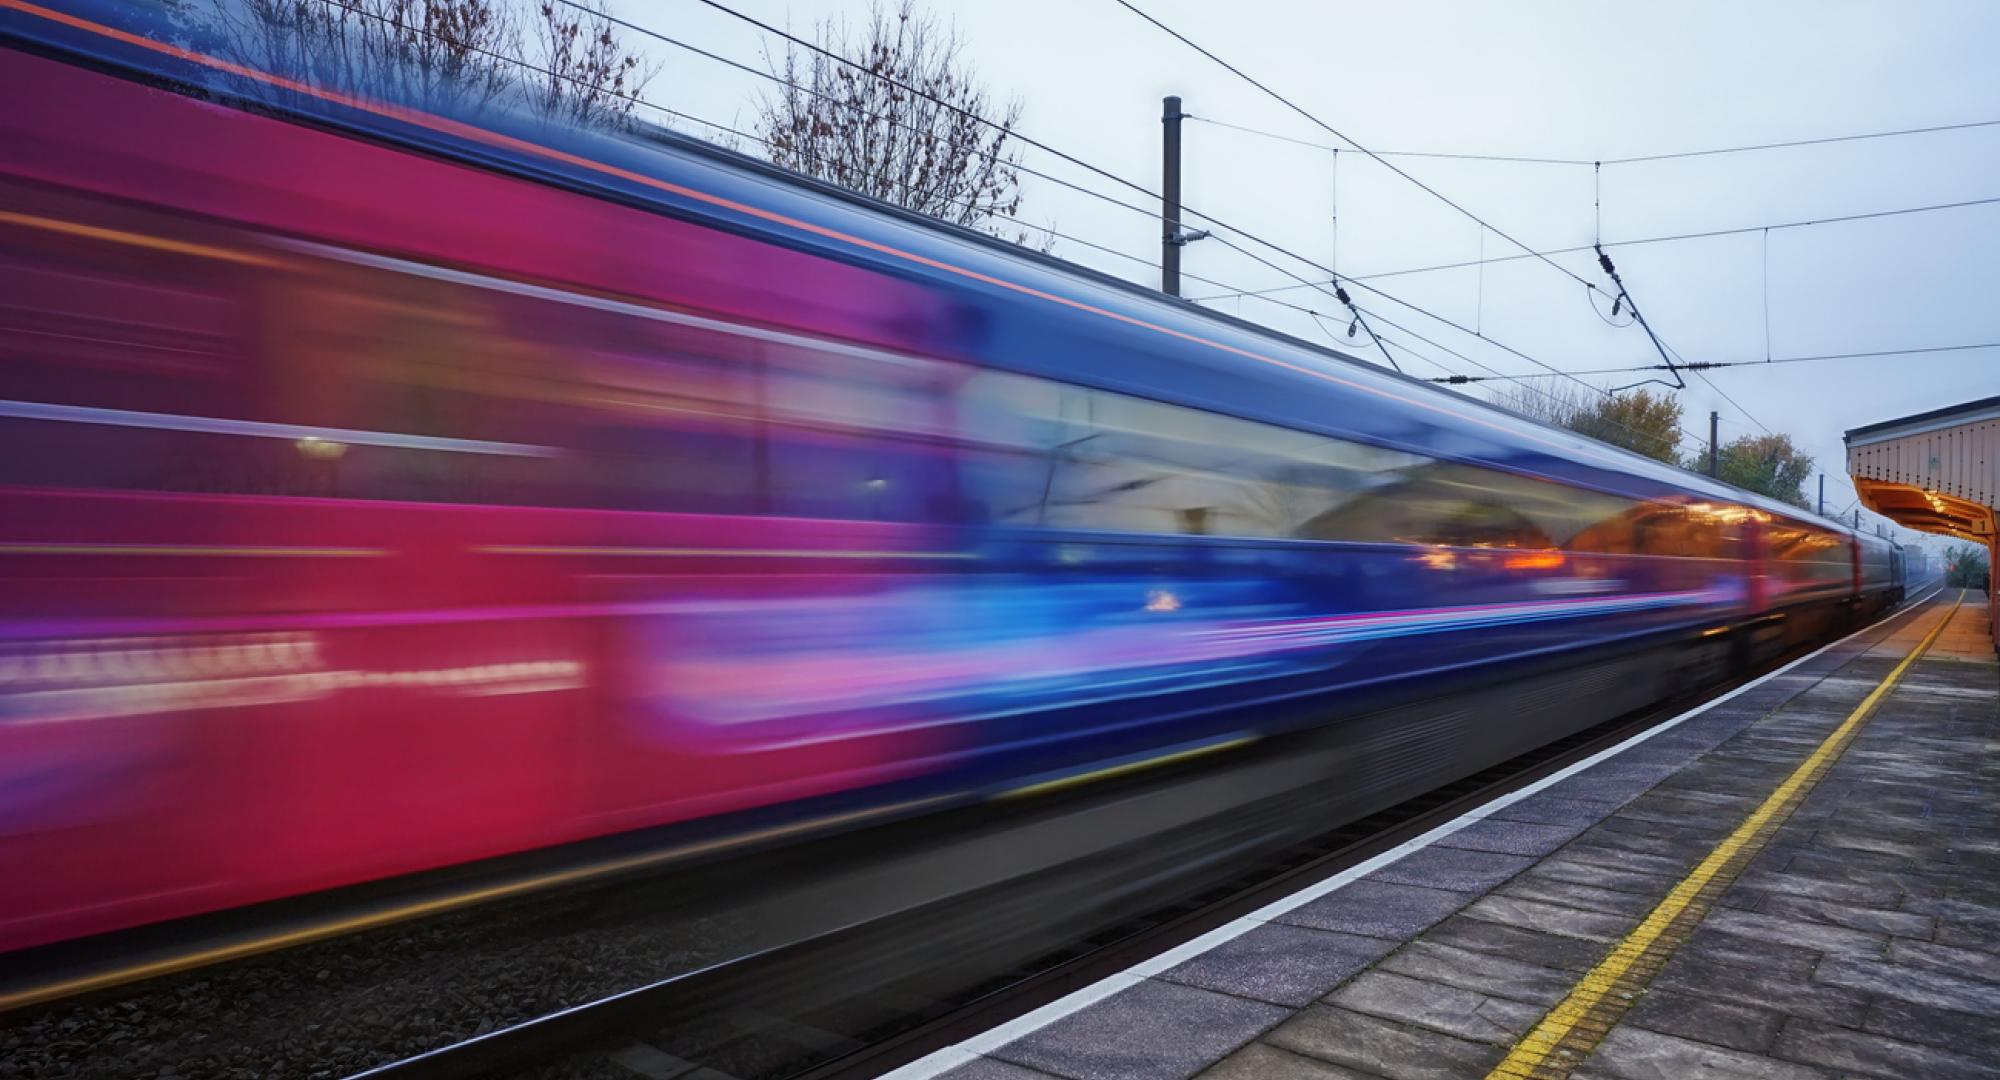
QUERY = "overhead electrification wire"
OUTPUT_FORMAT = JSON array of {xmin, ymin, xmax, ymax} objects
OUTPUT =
[
  {"xmin": 660, "ymin": 0, "xmax": 1370, "ymax": 306},
  {"xmin": 1107, "ymin": 0, "xmax": 1613, "ymax": 302},
  {"xmin": 531, "ymin": 0, "xmax": 1449, "ymax": 365},
  {"xmin": 1185, "ymin": 194, "xmax": 2000, "ymax": 301},
  {"xmin": 1197, "ymin": 272, "xmax": 1711, "ymax": 458},
  {"xmin": 1424, "ymin": 340, "xmax": 2000, "ymax": 382},
  {"xmin": 1101, "ymin": 0, "xmax": 1719, "ymax": 417},
  {"xmin": 1108, "ymin": 19, "xmax": 1993, "ymax": 408},
  {"xmin": 671, "ymin": 0, "xmax": 1173, "ymax": 208},
  {"xmin": 1185, "ymin": 115, "xmax": 1594, "ymax": 166},
  {"xmin": 1101, "ymin": 0, "xmax": 1703, "ymax": 388},
  {"xmin": 1592, "ymin": 244, "xmax": 1684, "ymax": 390},
  {"xmin": 1150, "ymin": 251, "xmax": 1660, "ymax": 443},
  {"xmin": 667, "ymin": 0, "xmax": 1721, "ymax": 432},
  {"xmin": 585, "ymin": 0, "xmax": 1502, "ymax": 381},
  {"xmin": 1761, "ymin": 227, "xmax": 1773, "ymax": 363},
  {"xmin": 1686, "ymin": 347, "xmax": 1772, "ymax": 435},
  {"xmin": 353, "ymin": 0, "xmax": 1507, "ymax": 392},
  {"xmin": 304, "ymin": 0, "xmax": 1280, "ymax": 310},
  {"xmin": 1602, "ymin": 117, "xmax": 2000, "ymax": 165},
  {"xmin": 1185, "ymin": 114, "xmax": 2000, "ymax": 168},
  {"xmin": 578, "ymin": 0, "xmax": 1736, "ymax": 414},
  {"xmin": 1345, "ymin": 304, "xmax": 1709, "ymax": 457},
  {"xmin": 553, "ymin": 0, "xmax": 1191, "ymax": 232},
  {"xmin": 1203, "ymin": 234, "xmax": 1400, "ymax": 372}
]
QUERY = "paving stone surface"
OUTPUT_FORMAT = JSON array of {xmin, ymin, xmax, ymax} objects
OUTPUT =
[
  {"xmin": 1585, "ymin": 1025, "xmax": 1833, "ymax": 1080},
  {"xmin": 1373, "ymin": 941, "xmax": 1577, "ymax": 1008},
  {"xmin": 941, "ymin": 1056, "xmax": 1070, "ymax": 1080},
  {"xmin": 1620, "ymin": 988, "xmax": 1784, "ymax": 1054},
  {"xmin": 1159, "ymin": 924, "xmax": 1396, "ymax": 1007},
  {"xmin": 1366, "ymin": 846, "xmax": 1536, "ymax": 893},
  {"xmin": 1434, "ymin": 818, "xmax": 1587, "ymax": 857},
  {"xmin": 931, "ymin": 597, "xmax": 1997, "ymax": 1080},
  {"xmin": 1262, "ymin": 1005, "xmax": 1504, "ymax": 1079},
  {"xmin": 1323, "ymin": 971, "xmax": 1541, "ymax": 1044},
  {"xmin": 989, "ymin": 978, "xmax": 1287, "ymax": 1080},
  {"xmin": 1276, "ymin": 879, "xmax": 1475, "ymax": 940},
  {"xmin": 1190, "ymin": 1042, "xmax": 1379, "ymax": 1079}
]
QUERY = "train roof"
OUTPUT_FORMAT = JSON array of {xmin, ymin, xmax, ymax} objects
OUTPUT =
[{"xmin": 4, "ymin": 0, "xmax": 1874, "ymax": 541}]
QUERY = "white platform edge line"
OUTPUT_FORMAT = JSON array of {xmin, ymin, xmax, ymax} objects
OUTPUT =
[{"xmin": 879, "ymin": 586, "xmax": 1945, "ymax": 1079}]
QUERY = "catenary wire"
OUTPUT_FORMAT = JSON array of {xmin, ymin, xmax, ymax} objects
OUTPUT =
[
  {"xmin": 1171, "ymin": 264, "xmax": 1651, "ymax": 441},
  {"xmin": 1603, "ymin": 117, "xmax": 2000, "ymax": 165},
  {"xmin": 224, "ymin": 0, "xmax": 1767, "ymax": 476},
  {"xmin": 597, "ymin": 0, "xmax": 1712, "ymax": 438},
  {"xmin": 1200, "ymin": 237, "xmax": 1710, "ymax": 452},
  {"xmin": 292, "ymin": 0, "xmax": 1277, "ymax": 311},
  {"xmin": 1344, "ymin": 304, "xmax": 1709, "ymax": 458},
  {"xmin": 1185, "ymin": 115, "xmax": 1594, "ymax": 166},
  {"xmin": 307, "ymin": 0, "xmax": 1478, "ymax": 387},
  {"xmin": 1336, "ymin": 265, "xmax": 1700, "ymax": 425},
  {"xmin": 550, "ymin": 0, "xmax": 1190, "ymax": 230},
  {"xmin": 666, "ymin": 0, "xmax": 1988, "ymax": 419},
  {"xmin": 398, "ymin": 0, "xmax": 1708, "ymax": 408},
  {"xmin": 1424, "ymin": 344, "xmax": 2000, "ymax": 386},
  {"xmin": 1186, "ymin": 194, "xmax": 2000, "ymax": 302},
  {"xmin": 1107, "ymin": 0, "xmax": 1614, "ymax": 300},
  {"xmin": 1185, "ymin": 113, "xmax": 2000, "ymax": 168},
  {"xmin": 660, "ymin": 0, "xmax": 1745, "ymax": 408},
  {"xmin": 555, "ymin": 0, "xmax": 1496, "ymax": 379},
  {"xmin": 1099, "ymin": 1, "xmax": 1703, "ymax": 383}
]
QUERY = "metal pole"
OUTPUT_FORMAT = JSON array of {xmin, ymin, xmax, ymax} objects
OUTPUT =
[
  {"xmin": 1818, "ymin": 474, "xmax": 1825, "ymax": 516},
  {"xmin": 1162, "ymin": 95, "xmax": 1183, "ymax": 297},
  {"xmin": 1708, "ymin": 411, "xmax": 1719, "ymax": 478}
]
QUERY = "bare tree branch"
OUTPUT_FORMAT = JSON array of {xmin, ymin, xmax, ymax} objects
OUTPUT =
[
  {"xmin": 754, "ymin": 0, "xmax": 1045, "ymax": 248},
  {"xmin": 195, "ymin": 0, "xmax": 654, "ymax": 130}
]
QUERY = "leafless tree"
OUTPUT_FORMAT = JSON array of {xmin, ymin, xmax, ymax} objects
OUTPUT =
[
  {"xmin": 195, "ymin": 0, "xmax": 651, "ymax": 128},
  {"xmin": 209, "ymin": 0, "xmax": 519, "ymax": 115},
  {"xmin": 1489, "ymin": 379, "xmax": 1598, "ymax": 430},
  {"xmin": 755, "ymin": 0, "xmax": 1043, "ymax": 246},
  {"xmin": 529, "ymin": 0, "xmax": 658, "ymax": 128}
]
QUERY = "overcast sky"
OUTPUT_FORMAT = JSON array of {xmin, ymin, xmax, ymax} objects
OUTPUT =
[{"xmin": 624, "ymin": 0, "xmax": 1998, "ymax": 556}]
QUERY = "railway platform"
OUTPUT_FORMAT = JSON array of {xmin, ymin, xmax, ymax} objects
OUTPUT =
[{"xmin": 891, "ymin": 590, "xmax": 2000, "ymax": 1080}]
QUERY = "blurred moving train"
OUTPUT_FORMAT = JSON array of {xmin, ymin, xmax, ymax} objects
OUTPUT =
[{"xmin": 0, "ymin": 2, "xmax": 1905, "ymax": 954}]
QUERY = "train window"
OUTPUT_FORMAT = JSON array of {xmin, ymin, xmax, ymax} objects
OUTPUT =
[
  {"xmin": 1308, "ymin": 462, "xmax": 1643, "ymax": 552},
  {"xmin": 1767, "ymin": 523, "xmax": 1849, "ymax": 582},
  {"xmin": 955, "ymin": 371, "xmax": 1077, "ymax": 527},
  {"xmin": 954, "ymin": 368, "xmax": 1755, "ymax": 557},
  {"xmin": 957, "ymin": 369, "xmax": 1428, "ymax": 540},
  {"xmin": 1566, "ymin": 502, "xmax": 1735, "ymax": 560}
]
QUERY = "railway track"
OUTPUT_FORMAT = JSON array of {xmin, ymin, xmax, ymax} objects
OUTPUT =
[{"xmin": 345, "ymin": 591, "xmax": 1942, "ymax": 1080}]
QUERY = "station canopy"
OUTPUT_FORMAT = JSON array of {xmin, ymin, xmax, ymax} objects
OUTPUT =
[
  {"xmin": 1846, "ymin": 395, "xmax": 1998, "ymax": 650},
  {"xmin": 1845, "ymin": 395, "xmax": 1999, "ymax": 547}
]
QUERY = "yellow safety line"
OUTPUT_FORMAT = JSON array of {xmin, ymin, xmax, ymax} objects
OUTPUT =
[
  {"xmin": 1486, "ymin": 590, "xmax": 1964, "ymax": 1079},
  {"xmin": 995, "ymin": 736, "xmax": 1259, "ymax": 801},
  {"xmin": 0, "ymin": 210, "xmax": 279, "ymax": 267},
  {"xmin": 0, "ymin": 797, "xmax": 945, "ymax": 1013}
]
